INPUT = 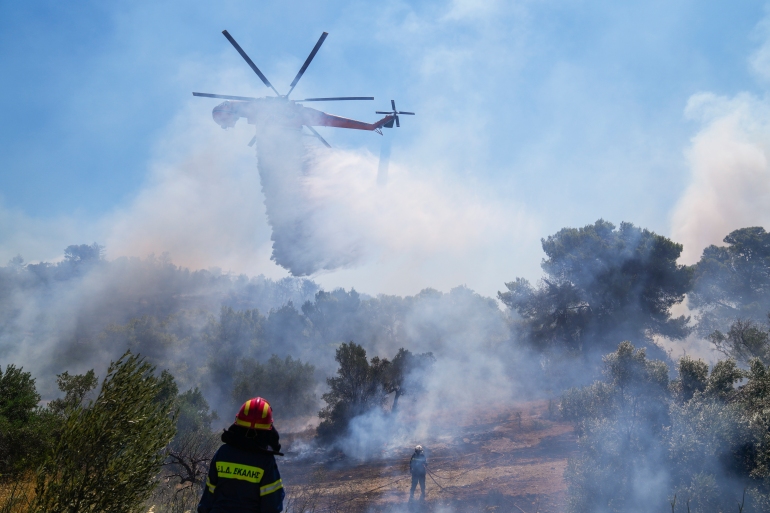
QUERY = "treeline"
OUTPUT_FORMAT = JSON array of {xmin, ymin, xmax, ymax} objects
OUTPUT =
[
  {"xmin": 3, "ymin": 219, "xmax": 770, "ymax": 510},
  {"xmin": 2, "ymin": 242, "xmax": 506, "ymax": 419},
  {"xmin": 501, "ymin": 221, "xmax": 770, "ymax": 363},
  {"xmin": 0, "ymin": 245, "xmax": 320, "ymax": 397}
]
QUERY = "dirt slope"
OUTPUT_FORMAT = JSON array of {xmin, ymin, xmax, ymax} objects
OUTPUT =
[{"xmin": 280, "ymin": 400, "xmax": 577, "ymax": 513}]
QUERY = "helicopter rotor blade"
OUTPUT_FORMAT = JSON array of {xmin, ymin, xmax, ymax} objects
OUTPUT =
[
  {"xmin": 286, "ymin": 32, "xmax": 328, "ymax": 98},
  {"xmin": 222, "ymin": 30, "xmax": 281, "ymax": 96},
  {"xmin": 397, "ymin": 111, "xmax": 415, "ymax": 115},
  {"xmin": 305, "ymin": 125, "xmax": 331, "ymax": 148},
  {"xmin": 391, "ymin": 99, "xmax": 396, "ymax": 111},
  {"xmin": 298, "ymin": 96, "xmax": 374, "ymax": 102},
  {"xmin": 193, "ymin": 92, "xmax": 261, "ymax": 101},
  {"xmin": 248, "ymin": 136, "xmax": 257, "ymax": 147},
  {"xmin": 395, "ymin": 115, "xmax": 400, "ymax": 128},
  {"xmin": 375, "ymin": 111, "xmax": 392, "ymax": 114}
]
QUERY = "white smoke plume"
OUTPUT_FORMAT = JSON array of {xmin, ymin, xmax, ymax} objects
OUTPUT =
[
  {"xmin": 251, "ymin": 121, "xmax": 531, "ymax": 277},
  {"xmin": 671, "ymin": 93, "xmax": 770, "ymax": 264}
]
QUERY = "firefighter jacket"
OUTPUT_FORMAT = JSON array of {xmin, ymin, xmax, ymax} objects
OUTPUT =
[
  {"xmin": 198, "ymin": 426, "xmax": 285, "ymax": 513},
  {"xmin": 410, "ymin": 452, "xmax": 427, "ymax": 476}
]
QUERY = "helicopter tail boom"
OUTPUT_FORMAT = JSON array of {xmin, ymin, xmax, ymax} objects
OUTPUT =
[{"xmin": 303, "ymin": 110, "xmax": 395, "ymax": 131}]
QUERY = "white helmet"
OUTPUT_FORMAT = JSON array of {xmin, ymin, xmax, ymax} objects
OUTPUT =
[{"xmin": 415, "ymin": 445, "xmax": 423, "ymax": 452}]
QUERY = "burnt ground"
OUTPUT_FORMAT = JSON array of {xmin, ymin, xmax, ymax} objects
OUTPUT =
[{"xmin": 279, "ymin": 400, "xmax": 577, "ymax": 513}]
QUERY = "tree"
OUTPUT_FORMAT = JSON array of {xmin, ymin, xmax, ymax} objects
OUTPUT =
[
  {"xmin": 262, "ymin": 302, "xmax": 310, "ymax": 356},
  {"xmin": 175, "ymin": 387, "xmax": 218, "ymax": 439},
  {"xmin": 563, "ymin": 342, "xmax": 672, "ymax": 513},
  {"xmin": 48, "ymin": 370, "xmax": 98, "ymax": 416},
  {"xmin": 231, "ymin": 354, "xmax": 316, "ymax": 420},
  {"xmin": 0, "ymin": 365, "xmax": 54, "ymax": 479},
  {"xmin": 499, "ymin": 220, "xmax": 692, "ymax": 357},
  {"xmin": 158, "ymin": 385, "xmax": 219, "ymax": 512},
  {"xmin": 691, "ymin": 227, "xmax": 770, "ymax": 336},
  {"xmin": 302, "ymin": 289, "xmax": 363, "ymax": 342},
  {"xmin": 63, "ymin": 243, "xmax": 103, "ymax": 264},
  {"xmin": 0, "ymin": 365, "xmax": 40, "ymax": 426},
  {"xmin": 383, "ymin": 348, "xmax": 435, "ymax": 412},
  {"xmin": 32, "ymin": 352, "xmax": 176, "ymax": 513},
  {"xmin": 204, "ymin": 306, "xmax": 265, "ymax": 396},
  {"xmin": 317, "ymin": 342, "xmax": 390, "ymax": 441},
  {"xmin": 708, "ymin": 317, "xmax": 770, "ymax": 366},
  {"xmin": 562, "ymin": 342, "xmax": 770, "ymax": 513},
  {"xmin": 670, "ymin": 355, "xmax": 708, "ymax": 402}
]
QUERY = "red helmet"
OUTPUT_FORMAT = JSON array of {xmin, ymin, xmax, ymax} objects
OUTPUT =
[{"xmin": 235, "ymin": 397, "xmax": 273, "ymax": 430}]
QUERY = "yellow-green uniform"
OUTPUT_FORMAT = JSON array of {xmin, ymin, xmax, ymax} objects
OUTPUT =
[{"xmin": 197, "ymin": 441, "xmax": 284, "ymax": 513}]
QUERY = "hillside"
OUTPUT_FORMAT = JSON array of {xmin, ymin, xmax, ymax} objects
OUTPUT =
[{"xmin": 280, "ymin": 400, "xmax": 576, "ymax": 513}]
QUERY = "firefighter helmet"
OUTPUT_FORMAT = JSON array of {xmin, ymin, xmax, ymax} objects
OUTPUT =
[
  {"xmin": 235, "ymin": 397, "xmax": 273, "ymax": 430},
  {"xmin": 415, "ymin": 445, "xmax": 423, "ymax": 452}
]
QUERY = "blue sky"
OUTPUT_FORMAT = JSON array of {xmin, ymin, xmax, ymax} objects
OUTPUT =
[{"xmin": 2, "ymin": 0, "xmax": 770, "ymax": 297}]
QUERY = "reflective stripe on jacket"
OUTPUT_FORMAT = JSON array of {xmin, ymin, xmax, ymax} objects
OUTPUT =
[{"xmin": 198, "ymin": 442, "xmax": 284, "ymax": 513}]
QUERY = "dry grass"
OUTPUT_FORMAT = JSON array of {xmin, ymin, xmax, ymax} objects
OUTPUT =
[
  {"xmin": 279, "ymin": 400, "xmax": 576, "ymax": 513},
  {"xmin": 0, "ymin": 477, "xmax": 35, "ymax": 513},
  {"xmin": 0, "ymin": 401, "xmax": 574, "ymax": 513}
]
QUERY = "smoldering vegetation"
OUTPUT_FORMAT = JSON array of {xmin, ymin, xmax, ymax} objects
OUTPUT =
[
  {"xmin": 0, "ymin": 240, "xmax": 520, "ymax": 434},
  {"xmin": 3, "ymin": 220, "xmax": 770, "ymax": 511}
]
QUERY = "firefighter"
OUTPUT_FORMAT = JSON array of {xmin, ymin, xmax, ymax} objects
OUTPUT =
[
  {"xmin": 409, "ymin": 444, "xmax": 427, "ymax": 501},
  {"xmin": 198, "ymin": 397, "xmax": 285, "ymax": 513}
]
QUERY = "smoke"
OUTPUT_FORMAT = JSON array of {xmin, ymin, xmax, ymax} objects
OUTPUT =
[
  {"xmin": 671, "ymin": 93, "xmax": 770, "ymax": 264},
  {"xmin": 251, "ymin": 122, "xmax": 527, "ymax": 278},
  {"xmin": 0, "ymin": 253, "xmax": 320, "ymax": 398},
  {"xmin": 320, "ymin": 286, "xmax": 528, "ymax": 460}
]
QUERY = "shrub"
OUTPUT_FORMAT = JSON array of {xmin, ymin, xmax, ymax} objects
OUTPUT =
[
  {"xmin": 0, "ymin": 365, "xmax": 55, "ymax": 480},
  {"xmin": 31, "ymin": 352, "xmax": 175, "ymax": 513}
]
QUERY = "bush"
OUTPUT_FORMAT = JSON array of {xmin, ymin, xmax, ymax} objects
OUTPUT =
[
  {"xmin": 563, "ymin": 341, "xmax": 770, "ymax": 512},
  {"xmin": 31, "ymin": 352, "xmax": 176, "ymax": 513},
  {"xmin": 0, "ymin": 365, "xmax": 55, "ymax": 480},
  {"xmin": 146, "ymin": 379, "xmax": 220, "ymax": 513}
]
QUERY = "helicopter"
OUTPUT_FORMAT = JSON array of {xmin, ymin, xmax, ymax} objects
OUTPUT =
[{"xmin": 193, "ymin": 30, "xmax": 414, "ymax": 148}]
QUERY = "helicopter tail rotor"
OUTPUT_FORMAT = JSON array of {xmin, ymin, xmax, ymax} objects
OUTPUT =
[{"xmin": 376, "ymin": 100, "xmax": 415, "ymax": 128}]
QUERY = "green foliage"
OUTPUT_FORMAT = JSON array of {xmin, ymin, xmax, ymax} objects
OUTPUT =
[
  {"xmin": 48, "ymin": 370, "xmax": 98, "ymax": 416},
  {"xmin": 383, "ymin": 348, "xmax": 435, "ymax": 412},
  {"xmin": 32, "ymin": 352, "xmax": 176, "ymax": 513},
  {"xmin": 231, "ymin": 355, "xmax": 316, "ymax": 420},
  {"xmin": 499, "ymin": 220, "xmax": 692, "ymax": 356},
  {"xmin": 563, "ymin": 343, "xmax": 672, "ymax": 512},
  {"xmin": 317, "ymin": 342, "xmax": 390, "ymax": 441},
  {"xmin": 671, "ymin": 356, "xmax": 708, "ymax": 402},
  {"xmin": 151, "ymin": 384, "xmax": 219, "ymax": 513},
  {"xmin": 63, "ymin": 244, "xmax": 103, "ymax": 264},
  {"xmin": 0, "ymin": 365, "xmax": 39, "ymax": 425},
  {"xmin": 175, "ymin": 387, "xmax": 218, "ymax": 440},
  {"xmin": 105, "ymin": 317, "xmax": 183, "ymax": 366},
  {"xmin": 691, "ymin": 227, "xmax": 770, "ymax": 336},
  {"xmin": 563, "ymin": 341, "xmax": 770, "ymax": 512},
  {"xmin": 709, "ymin": 318, "xmax": 770, "ymax": 365},
  {"xmin": 0, "ymin": 365, "xmax": 54, "ymax": 479},
  {"xmin": 560, "ymin": 382, "xmax": 614, "ymax": 423},
  {"xmin": 704, "ymin": 359, "xmax": 743, "ymax": 400},
  {"xmin": 204, "ymin": 306, "xmax": 266, "ymax": 395}
]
